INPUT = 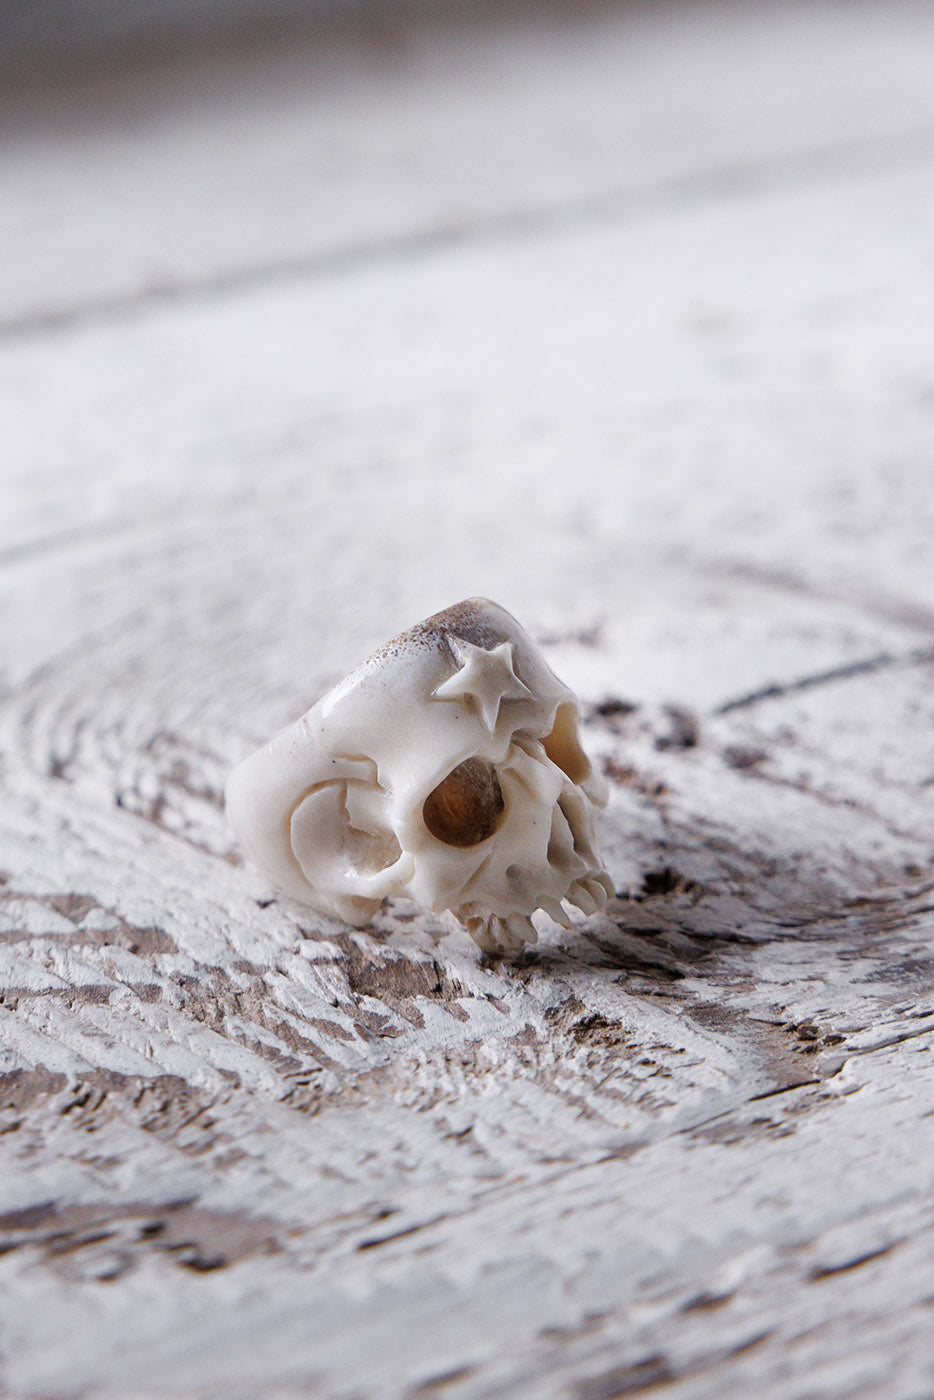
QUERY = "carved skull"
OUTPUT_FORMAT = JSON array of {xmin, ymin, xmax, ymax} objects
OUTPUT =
[{"xmin": 226, "ymin": 598, "xmax": 612, "ymax": 954}]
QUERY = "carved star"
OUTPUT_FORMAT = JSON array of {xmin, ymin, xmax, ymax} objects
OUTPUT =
[{"xmin": 432, "ymin": 639, "xmax": 533, "ymax": 733}]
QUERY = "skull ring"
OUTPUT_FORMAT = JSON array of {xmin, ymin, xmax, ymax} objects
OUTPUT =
[{"xmin": 226, "ymin": 597, "xmax": 613, "ymax": 955}]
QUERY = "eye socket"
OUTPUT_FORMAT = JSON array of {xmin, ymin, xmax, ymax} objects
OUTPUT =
[
  {"xmin": 542, "ymin": 702, "xmax": 590, "ymax": 785},
  {"xmin": 423, "ymin": 758, "xmax": 505, "ymax": 848}
]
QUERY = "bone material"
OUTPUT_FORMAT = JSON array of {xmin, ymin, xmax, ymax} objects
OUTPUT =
[{"xmin": 226, "ymin": 598, "xmax": 612, "ymax": 953}]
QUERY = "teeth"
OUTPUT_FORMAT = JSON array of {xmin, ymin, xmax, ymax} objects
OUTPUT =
[
  {"xmin": 595, "ymin": 870, "xmax": 616, "ymax": 900},
  {"xmin": 508, "ymin": 913, "xmax": 538, "ymax": 947},
  {"xmin": 582, "ymin": 875, "xmax": 610, "ymax": 909},
  {"xmin": 538, "ymin": 896, "xmax": 572, "ymax": 928},
  {"xmin": 567, "ymin": 881, "xmax": 598, "ymax": 915},
  {"xmin": 458, "ymin": 910, "xmax": 536, "ymax": 955},
  {"xmin": 485, "ymin": 915, "xmax": 532, "ymax": 956},
  {"xmin": 565, "ymin": 875, "xmax": 611, "ymax": 915},
  {"xmin": 460, "ymin": 914, "xmax": 500, "ymax": 955}
]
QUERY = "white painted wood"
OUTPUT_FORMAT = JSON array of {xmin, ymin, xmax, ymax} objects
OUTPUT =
[
  {"xmin": 1, "ymin": 3, "xmax": 934, "ymax": 1397},
  {"xmin": 3, "ymin": 0, "xmax": 934, "ymax": 335}
]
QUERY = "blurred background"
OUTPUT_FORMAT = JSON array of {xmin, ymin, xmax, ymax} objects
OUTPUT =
[{"xmin": 2, "ymin": 0, "xmax": 933, "ymax": 826}]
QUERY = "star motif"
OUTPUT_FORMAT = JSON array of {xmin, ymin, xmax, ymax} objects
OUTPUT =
[{"xmin": 432, "ymin": 638, "xmax": 533, "ymax": 733}]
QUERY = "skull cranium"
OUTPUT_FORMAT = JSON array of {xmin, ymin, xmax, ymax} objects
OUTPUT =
[{"xmin": 226, "ymin": 597, "xmax": 613, "ymax": 954}]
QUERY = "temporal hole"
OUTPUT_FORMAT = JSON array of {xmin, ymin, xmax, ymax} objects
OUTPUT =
[
  {"xmin": 542, "ymin": 703, "xmax": 590, "ymax": 785},
  {"xmin": 345, "ymin": 824, "xmax": 402, "ymax": 875},
  {"xmin": 423, "ymin": 758, "xmax": 505, "ymax": 848}
]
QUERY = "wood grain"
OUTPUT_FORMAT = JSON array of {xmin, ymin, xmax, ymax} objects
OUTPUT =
[{"xmin": 1, "ymin": 2, "xmax": 934, "ymax": 1396}]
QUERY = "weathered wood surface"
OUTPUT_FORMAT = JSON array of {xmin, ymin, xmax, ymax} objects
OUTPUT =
[{"xmin": 2, "ymin": 2, "xmax": 934, "ymax": 1396}]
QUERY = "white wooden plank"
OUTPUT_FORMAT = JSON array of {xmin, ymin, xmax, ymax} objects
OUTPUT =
[
  {"xmin": 2, "ymin": 0, "xmax": 934, "ymax": 332},
  {"xmin": 1, "ymin": 2, "xmax": 934, "ymax": 1397}
]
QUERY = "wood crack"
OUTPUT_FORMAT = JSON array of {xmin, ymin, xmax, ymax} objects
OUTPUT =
[
  {"xmin": 714, "ymin": 645, "xmax": 934, "ymax": 715},
  {"xmin": 4, "ymin": 127, "xmax": 934, "ymax": 346}
]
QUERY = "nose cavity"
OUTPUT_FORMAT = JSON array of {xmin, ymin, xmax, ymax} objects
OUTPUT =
[
  {"xmin": 542, "ymin": 702, "xmax": 590, "ymax": 785},
  {"xmin": 423, "ymin": 757, "xmax": 506, "ymax": 848}
]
